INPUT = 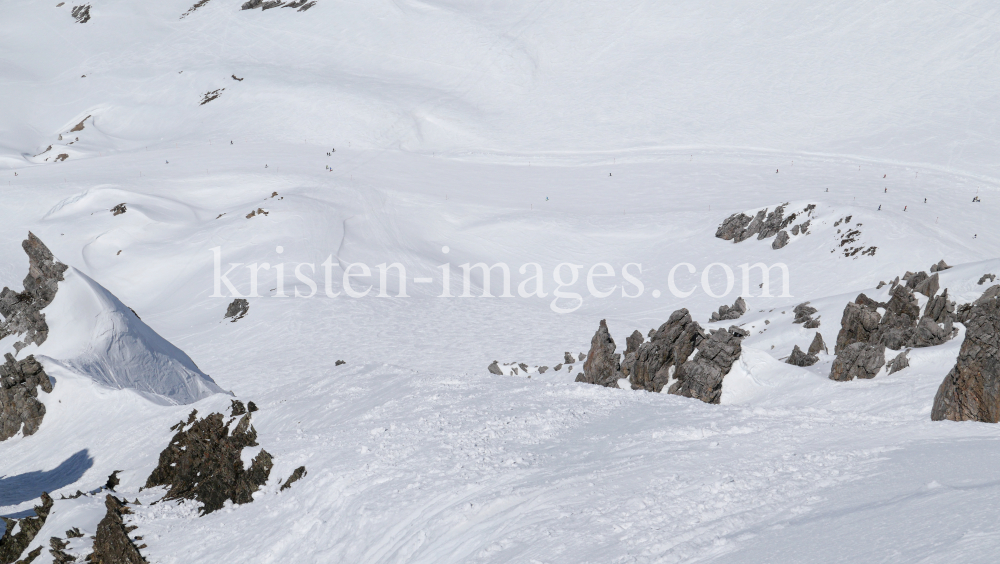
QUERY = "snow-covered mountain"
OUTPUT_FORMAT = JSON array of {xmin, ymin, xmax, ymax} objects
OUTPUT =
[{"xmin": 3, "ymin": 1, "xmax": 1000, "ymax": 563}]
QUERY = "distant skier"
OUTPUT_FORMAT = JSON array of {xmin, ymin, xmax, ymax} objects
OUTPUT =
[
  {"xmin": 230, "ymin": 141, "xmax": 233, "ymax": 145},
  {"xmin": 924, "ymin": 198, "xmax": 927, "ymax": 203},
  {"xmin": 776, "ymin": 169, "xmax": 779, "ymax": 173},
  {"xmin": 878, "ymin": 205, "xmax": 881, "ymax": 210},
  {"xmin": 166, "ymin": 160, "xmax": 169, "ymax": 164},
  {"xmin": 883, "ymin": 174, "xmax": 886, "ymax": 178},
  {"xmin": 265, "ymin": 164, "xmax": 268, "ymax": 168},
  {"xmin": 884, "ymin": 187, "xmax": 887, "ymax": 193},
  {"xmin": 904, "ymin": 206, "xmax": 907, "ymax": 211}
]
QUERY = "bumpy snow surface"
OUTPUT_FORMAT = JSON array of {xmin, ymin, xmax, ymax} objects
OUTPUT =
[{"xmin": 3, "ymin": 1, "xmax": 1000, "ymax": 562}]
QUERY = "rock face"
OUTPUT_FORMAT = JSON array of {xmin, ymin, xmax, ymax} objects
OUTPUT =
[
  {"xmin": 829, "ymin": 341, "xmax": 886, "ymax": 381},
  {"xmin": 668, "ymin": 326, "xmax": 748, "ymax": 404},
  {"xmin": 0, "ymin": 354, "xmax": 52, "ymax": 441},
  {"xmin": 808, "ymin": 332, "xmax": 827, "ymax": 355},
  {"xmin": 932, "ymin": 287, "xmax": 1000, "ymax": 422},
  {"xmin": 930, "ymin": 260, "xmax": 951, "ymax": 273},
  {"xmin": 225, "ymin": 298, "xmax": 249, "ymax": 322},
  {"xmin": 576, "ymin": 320, "xmax": 621, "ymax": 388},
  {"xmin": 771, "ymin": 230, "xmax": 790, "ymax": 249},
  {"xmin": 710, "ymin": 297, "xmax": 747, "ymax": 322},
  {"xmin": 623, "ymin": 309, "xmax": 704, "ymax": 393},
  {"xmin": 0, "ymin": 493, "xmax": 52, "ymax": 564},
  {"xmin": 887, "ymin": 350, "xmax": 909, "ymax": 374},
  {"xmin": 834, "ymin": 295, "xmax": 882, "ymax": 353},
  {"xmin": 145, "ymin": 407, "xmax": 273, "ymax": 514},
  {"xmin": 280, "ymin": 466, "xmax": 307, "ymax": 492},
  {"xmin": 0, "ymin": 233, "xmax": 68, "ymax": 352},
  {"xmin": 88, "ymin": 495, "xmax": 147, "ymax": 564},
  {"xmin": 914, "ymin": 272, "xmax": 940, "ymax": 298},
  {"xmin": 786, "ymin": 345, "xmax": 818, "ymax": 367}
]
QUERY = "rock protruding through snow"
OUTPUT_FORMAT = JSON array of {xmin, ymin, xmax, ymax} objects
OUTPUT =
[
  {"xmin": 576, "ymin": 320, "xmax": 621, "ymax": 388},
  {"xmin": 0, "ymin": 233, "xmax": 68, "ymax": 352},
  {"xmin": 932, "ymin": 285, "xmax": 1000, "ymax": 422},
  {"xmin": 669, "ymin": 326, "xmax": 748, "ymax": 403},
  {"xmin": 0, "ymin": 353, "xmax": 52, "ymax": 441},
  {"xmin": 623, "ymin": 309, "xmax": 703, "ymax": 393},
  {"xmin": 87, "ymin": 495, "xmax": 147, "ymax": 564},
  {"xmin": 145, "ymin": 409, "xmax": 273, "ymax": 514},
  {"xmin": 0, "ymin": 493, "xmax": 52, "ymax": 564},
  {"xmin": 710, "ymin": 297, "xmax": 747, "ymax": 322}
]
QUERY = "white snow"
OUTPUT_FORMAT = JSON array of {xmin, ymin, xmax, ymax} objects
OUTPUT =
[{"xmin": 2, "ymin": 0, "xmax": 1000, "ymax": 562}]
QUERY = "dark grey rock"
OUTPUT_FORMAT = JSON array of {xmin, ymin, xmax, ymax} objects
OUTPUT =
[
  {"xmin": 487, "ymin": 361, "xmax": 502, "ymax": 375},
  {"xmin": 538, "ymin": 366, "xmax": 548, "ymax": 374},
  {"xmin": 914, "ymin": 272, "xmax": 940, "ymax": 298},
  {"xmin": 71, "ymin": 4, "xmax": 91, "ymax": 23},
  {"xmin": 110, "ymin": 203, "xmax": 127, "ymax": 216},
  {"xmin": 829, "ymin": 342, "xmax": 885, "ymax": 381},
  {"xmin": 834, "ymin": 295, "xmax": 882, "ymax": 354},
  {"xmin": 0, "ymin": 233, "xmax": 68, "ymax": 352},
  {"xmin": 808, "ymin": 332, "xmax": 827, "ymax": 356},
  {"xmin": 786, "ymin": 345, "xmax": 818, "ymax": 367},
  {"xmin": 792, "ymin": 302, "xmax": 818, "ymax": 324},
  {"xmin": 715, "ymin": 212, "xmax": 752, "ymax": 241},
  {"xmin": 626, "ymin": 309, "xmax": 704, "ymax": 393},
  {"xmin": 553, "ymin": 363, "xmax": 563, "ymax": 372},
  {"xmin": 224, "ymin": 298, "xmax": 249, "ymax": 322},
  {"xmin": 563, "ymin": 352, "xmax": 575, "ymax": 364},
  {"xmin": 145, "ymin": 410, "xmax": 273, "ymax": 514},
  {"xmin": 0, "ymin": 493, "xmax": 52, "ymax": 564},
  {"xmin": 929, "ymin": 260, "xmax": 951, "ymax": 273},
  {"xmin": 668, "ymin": 326, "xmax": 747, "ymax": 404},
  {"xmin": 925, "ymin": 289, "xmax": 956, "ymax": 324},
  {"xmin": 0, "ymin": 354, "xmax": 52, "ymax": 441},
  {"xmin": 518, "ymin": 362, "xmax": 529, "ymax": 372},
  {"xmin": 87, "ymin": 495, "xmax": 146, "ymax": 564},
  {"xmin": 887, "ymin": 350, "xmax": 909, "ymax": 374},
  {"xmin": 803, "ymin": 318, "xmax": 821, "ymax": 328},
  {"xmin": 772, "ymin": 230, "xmax": 790, "ymax": 249},
  {"xmin": 575, "ymin": 320, "xmax": 621, "ymax": 388},
  {"xmin": 906, "ymin": 271, "xmax": 929, "ymax": 291},
  {"xmin": 932, "ymin": 288, "xmax": 1000, "ymax": 422},
  {"xmin": 978, "ymin": 274, "xmax": 996, "ymax": 285},
  {"xmin": 909, "ymin": 317, "xmax": 956, "ymax": 348},
  {"xmin": 280, "ymin": 466, "xmax": 307, "ymax": 491},
  {"xmin": 710, "ymin": 297, "xmax": 747, "ymax": 322}
]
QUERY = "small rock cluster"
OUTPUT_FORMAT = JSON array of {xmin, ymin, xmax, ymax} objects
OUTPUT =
[
  {"xmin": 110, "ymin": 203, "xmax": 127, "ymax": 216},
  {"xmin": 71, "ymin": 4, "xmax": 90, "ymax": 23},
  {"xmin": 486, "ymin": 351, "xmax": 584, "ymax": 377},
  {"xmin": 709, "ymin": 297, "xmax": 747, "ymax": 322},
  {"xmin": 241, "ymin": 0, "xmax": 316, "ymax": 11},
  {"xmin": 0, "ymin": 354, "xmax": 52, "ymax": 441},
  {"xmin": 145, "ymin": 401, "xmax": 272, "ymax": 514},
  {"xmin": 576, "ymin": 311, "xmax": 747, "ymax": 404},
  {"xmin": 225, "ymin": 298, "xmax": 249, "ymax": 322},
  {"xmin": 0, "ymin": 493, "xmax": 52, "ymax": 564},
  {"xmin": 786, "ymin": 333, "xmax": 827, "ymax": 367},
  {"xmin": 792, "ymin": 301, "xmax": 820, "ymax": 328},
  {"xmin": 830, "ymin": 274, "xmax": 957, "ymax": 381},
  {"xmin": 715, "ymin": 203, "xmax": 815, "ymax": 250}
]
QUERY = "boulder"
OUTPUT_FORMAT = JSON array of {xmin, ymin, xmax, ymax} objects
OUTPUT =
[
  {"xmin": 709, "ymin": 297, "xmax": 747, "ymax": 322},
  {"xmin": 627, "ymin": 309, "xmax": 703, "ymax": 392},
  {"xmin": 668, "ymin": 326, "xmax": 747, "ymax": 404},
  {"xmin": 808, "ymin": 332, "xmax": 828, "ymax": 355},
  {"xmin": 909, "ymin": 316, "xmax": 956, "ymax": 348},
  {"xmin": 932, "ymin": 288, "xmax": 1000, "ymax": 422},
  {"xmin": 929, "ymin": 260, "xmax": 951, "ymax": 273},
  {"xmin": 887, "ymin": 350, "xmax": 909, "ymax": 374},
  {"xmin": 772, "ymin": 230, "xmax": 790, "ymax": 249},
  {"xmin": 786, "ymin": 345, "xmax": 818, "ymax": 367},
  {"xmin": 224, "ymin": 298, "xmax": 249, "ymax": 321},
  {"xmin": 487, "ymin": 361, "xmax": 502, "ymax": 375},
  {"xmin": 575, "ymin": 320, "xmax": 621, "ymax": 388},
  {"xmin": 905, "ymin": 271, "xmax": 929, "ymax": 291},
  {"xmin": 563, "ymin": 352, "xmax": 575, "ymax": 364},
  {"xmin": 978, "ymin": 273, "xmax": 995, "ymax": 285},
  {"xmin": 829, "ymin": 342, "xmax": 886, "ymax": 381},
  {"xmin": 914, "ymin": 272, "xmax": 940, "ymax": 298},
  {"xmin": 715, "ymin": 212, "xmax": 752, "ymax": 241},
  {"xmin": 834, "ymin": 296, "xmax": 882, "ymax": 353},
  {"xmin": 792, "ymin": 302, "xmax": 818, "ymax": 324}
]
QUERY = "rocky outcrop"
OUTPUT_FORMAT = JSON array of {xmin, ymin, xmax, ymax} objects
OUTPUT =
[
  {"xmin": 280, "ymin": 466, "xmax": 307, "ymax": 491},
  {"xmin": 110, "ymin": 203, "xmax": 127, "ymax": 216},
  {"xmin": 887, "ymin": 350, "xmax": 909, "ymax": 374},
  {"xmin": 487, "ymin": 361, "xmax": 502, "ymax": 375},
  {"xmin": 224, "ymin": 298, "xmax": 249, "ymax": 322},
  {"xmin": 834, "ymin": 295, "xmax": 882, "ymax": 353},
  {"xmin": 71, "ymin": 4, "xmax": 91, "ymax": 23},
  {"xmin": 87, "ymin": 495, "xmax": 146, "ymax": 564},
  {"xmin": 792, "ymin": 302, "xmax": 820, "ymax": 327},
  {"xmin": 978, "ymin": 273, "xmax": 995, "ymax": 285},
  {"xmin": 932, "ymin": 286, "xmax": 1000, "ymax": 422},
  {"xmin": 925, "ymin": 289, "xmax": 956, "ymax": 324},
  {"xmin": 0, "ymin": 354, "xmax": 52, "ymax": 441},
  {"xmin": 624, "ymin": 309, "xmax": 703, "ymax": 393},
  {"xmin": 710, "ymin": 297, "xmax": 747, "ymax": 322},
  {"xmin": 771, "ymin": 230, "xmax": 790, "ymax": 249},
  {"xmin": 786, "ymin": 345, "xmax": 818, "ymax": 367},
  {"xmin": 145, "ymin": 407, "xmax": 273, "ymax": 514},
  {"xmin": 576, "ymin": 320, "xmax": 621, "ymax": 388},
  {"xmin": 829, "ymin": 341, "xmax": 886, "ymax": 381},
  {"xmin": 668, "ymin": 326, "xmax": 748, "ymax": 403},
  {"xmin": 0, "ymin": 233, "xmax": 68, "ymax": 352},
  {"xmin": 808, "ymin": 332, "xmax": 827, "ymax": 355},
  {"xmin": 0, "ymin": 493, "xmax": 52, "ymax": 564},
  {"xmin": 930, "ymin": 260, "xmax": 951, "ymax": 273},
  {"xmin": 914, "ymin": 272, "xmax": 940, "ymax": 298}
]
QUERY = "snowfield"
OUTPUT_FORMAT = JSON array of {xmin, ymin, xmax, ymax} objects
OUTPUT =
[{"xmin": 3, "ymin": 0, "xmax": 1000, "ymax": 563}]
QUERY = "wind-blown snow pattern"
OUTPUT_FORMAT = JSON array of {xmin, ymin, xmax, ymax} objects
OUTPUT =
[
  {"xmin": 26, "ymin": 266, "xmax": 227, "ymax": 405},
  {"xmin": 2, "ymin": 0, "xmax": 1000, "ymax": 562}
]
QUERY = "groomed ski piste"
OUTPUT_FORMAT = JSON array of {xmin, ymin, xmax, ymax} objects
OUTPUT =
[{"xmin": 3, "ymin": 1, "xmax": 1000, "ymax": 562}]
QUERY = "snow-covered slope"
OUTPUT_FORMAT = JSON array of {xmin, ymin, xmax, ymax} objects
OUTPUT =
[
  {"xmin": 3, "ymin": 1, "xmax": 1000, "ymax": 563},
  {"xmin": 26, "ymin": 265, "xmax": 227, "ymax": 405}
]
